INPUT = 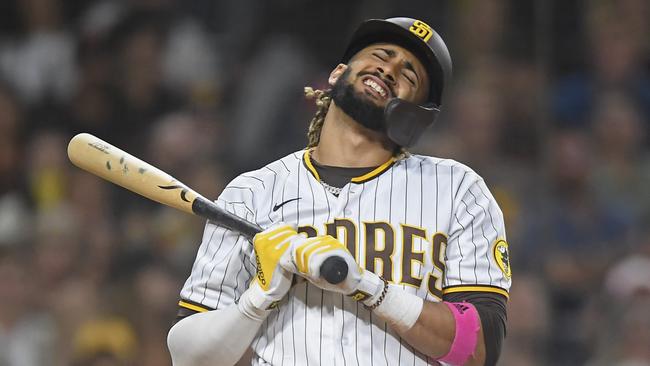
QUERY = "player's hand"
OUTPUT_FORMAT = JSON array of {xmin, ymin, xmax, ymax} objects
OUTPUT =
[
  {"xmin": 244, "ymin": 225, "xmax": 296, "ymax": 310},
  {"xmin": 280, "ymin": 234, "xmax": 385, "ymax": 304}
]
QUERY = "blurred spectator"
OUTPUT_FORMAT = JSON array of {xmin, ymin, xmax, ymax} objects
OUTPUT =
[
  {"xmin": 589, "ymin": 91, "xmax": 650, "ymax": 233},
  {"xmin": 446, "ymin": 80, "xmax": 505, "ymax": 172},
  {"xmin": 26, "ymin": 130, "xmax": 69, "ymax": 211},
  {"xmin": 585, "ymin": 295, "xmax": 650, "ymax": 366},
  {"xmin": 449, "ymin": 0, "xmax": 509, "ymax": 71},
  {"xmin": 0, "ymin": 250, "xmax": 57, "ymax": 366},
  {"xmin": 589, "ymin": 233, "xmax": 650, "ymax": 366},
  {"xmin": 0, "ymin": 0, "xmax": 77, "ymax": 105},
  {"xmin": 0, "ymin": 85, "xmax": 30, "ymax": 248},
  {"xmin": 525, "ymin": 129, "xmax": 633, "ymax": 364},
  {"xmin": 71, "ymin": 317, "xmax": 138, "ymax": 366},
  {"xmin": 0, "ymin": 85, "xmax": 23, "ymax": 191},
  {"xmin": 33, "ymin": 205, "xmax": 81, "ymax": 291},
  {"xmin": 229, "ymin": 36, "xmax": 316, "ymax": 169},
  {"xmin": 146, "ymin": 112, "xmax": 222, "ymax": 176},
  {"xmin": 499, "ymin": 273, "xmax": 551, "ymax": 366},
  {"xmin": 499, "ymin": 56, "xmax": 545, "ymax": 164},
  {"xmin": 527, "ymin": 130, "xmax": 631, "ymax": 257},
  {"xmin": 551, "ymin": 1, "xmax": 650, "ymax": 130},
  {"xmin": 130, "ymin": 264, "xmax": 182, "ymax": 366},
  {"xmin": 161, "ymin": 18, "xmax": 221, "ymax": 106},
  {"xmin": 604, "ymin": 253, "xmax": 650, "ymax": 300},
  {"xmin": 108, "ymin": 10, "xmax": 181, "ymax": 155}
]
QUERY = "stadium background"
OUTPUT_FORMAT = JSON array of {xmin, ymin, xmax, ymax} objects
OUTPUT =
[{"xmin": 1, "ymin": 0, "xmax": 649, "ymax": 365}]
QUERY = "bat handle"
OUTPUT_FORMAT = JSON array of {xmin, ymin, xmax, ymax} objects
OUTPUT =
[
  {"xmin": 192, "ymin": 197, "xmax": 263, "ymax": 238},
  {"xmin": 192, "ymin": 197, "xmax": 348, "ymax": 285}
]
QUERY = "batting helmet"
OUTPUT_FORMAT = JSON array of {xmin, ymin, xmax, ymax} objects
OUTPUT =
[{"xmin": 341, "ymin": 17, "xmax": 453, "ymax": 147}]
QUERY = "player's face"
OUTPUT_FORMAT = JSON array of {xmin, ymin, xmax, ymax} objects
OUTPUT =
[{"xmin": 332, "ymin": 43, "xmax": 430, "ymax": 107}]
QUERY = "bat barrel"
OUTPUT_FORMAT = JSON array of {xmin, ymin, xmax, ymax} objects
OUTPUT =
[
  {"xmin": 67, "ymin": 133, "xmax": 199, "ymax": 215},
  {"xmin": 68, "ymin": 133, "xmax": 348, "ymax": 285}
]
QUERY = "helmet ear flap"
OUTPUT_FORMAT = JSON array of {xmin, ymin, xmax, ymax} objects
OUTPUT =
[{"xmin": 384, "ymin": 98, "xmax": 440, "ymax": 148}]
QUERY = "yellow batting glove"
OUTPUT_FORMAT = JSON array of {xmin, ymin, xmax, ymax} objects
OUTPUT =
[
  {"xmin": 281, "ymin": 235, "xmax": 384, "ymax": 303},
  {"xmin": 244, "ymin": 225, "xmax": 297, "ymax": 311},
  {"xmin": 294, "ymin": 235, "xmax": 346, "ymax": 274}
]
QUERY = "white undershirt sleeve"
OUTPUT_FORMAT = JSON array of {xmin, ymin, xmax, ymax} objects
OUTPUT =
[{"xmin": 167, "ymin": 291, "xmax": 270, "ymax": 366}]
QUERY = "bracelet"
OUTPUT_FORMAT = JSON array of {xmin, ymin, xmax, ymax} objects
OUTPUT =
[{"xmin": 364, "ymin": 276, "xmax": 389, "ymax": 310}]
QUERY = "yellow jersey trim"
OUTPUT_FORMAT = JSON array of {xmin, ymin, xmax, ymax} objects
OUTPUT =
[
  {"xmin": 303, "ymin": 149, "xmax": 321, "ymax": 181},
  {"xmin": 178, "ymin": 300, "xmax": 209, "ymax": 313},
  {"xmin": 350, "ymin": 157, "xmax": 396, "ymax": 183},
  {"xmin": 442, "ymin": 285, "xmax": 509, "ymax": 299},
  {"xmin": 303, "ymin": 150, "xmax": 395, "ymax": 184}
]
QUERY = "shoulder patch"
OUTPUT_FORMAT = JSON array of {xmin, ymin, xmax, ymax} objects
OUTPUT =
[{"xmin": 493, "ymin": 240, "xmax": 511, "ymax": 278}]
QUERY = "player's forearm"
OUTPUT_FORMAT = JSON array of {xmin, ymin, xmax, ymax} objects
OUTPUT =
[
  {"xmin": 167, "ymin": 292, "xmax": 269, "ymax": 366},
  {"xmin": 367, "ymin": 283, "xmax": 486, "ymax": 365},
  {"xmin": 399, "ymin": 301, "xmax": 486, "ymax": 365}
]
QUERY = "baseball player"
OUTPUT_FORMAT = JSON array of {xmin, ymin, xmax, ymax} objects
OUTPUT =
[{"xmin": 167, "ymin": 17, "xmax": 511, "ymax": 366}]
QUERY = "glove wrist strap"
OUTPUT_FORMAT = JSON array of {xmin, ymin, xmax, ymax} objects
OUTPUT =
[
  {"xmin": 238, "ymin": 287, "xmax": 274, "ymax": 321},
  {"xmin": 347, "ymin": 270, "xmax": 385, "ymax": 303},
  {"xmin": 363, "ymin": 276, "xmax": 389, "ymax": 310}
]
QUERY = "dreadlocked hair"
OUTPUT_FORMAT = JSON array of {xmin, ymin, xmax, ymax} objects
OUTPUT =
[
  {"xmin": 305, "ymin": 87, "xmax": 332, "ymax": 148},
  {"xmin": 303, "ymin": 86, "xmax": 410, "ymax": 160}
]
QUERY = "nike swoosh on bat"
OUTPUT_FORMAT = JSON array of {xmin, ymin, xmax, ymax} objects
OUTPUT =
[{"xmin": 273, "ymin": 197, "xmax": 301, "ymax": 212}]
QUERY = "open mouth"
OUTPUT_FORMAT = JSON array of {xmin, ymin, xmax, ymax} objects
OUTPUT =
[{"xmin": 361, "ymin": 75, "xmax": 391, "ymax": 100}]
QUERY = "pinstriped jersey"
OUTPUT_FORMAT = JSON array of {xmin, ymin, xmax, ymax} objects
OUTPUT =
[{"xmin": 178, "ymin": 149, "xmax": 511, "ymax": 366}]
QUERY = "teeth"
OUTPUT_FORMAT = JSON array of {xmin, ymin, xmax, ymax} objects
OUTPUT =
[{"xmin": 363, "ymin": 79, "xmax": 387, "ymax": 97}]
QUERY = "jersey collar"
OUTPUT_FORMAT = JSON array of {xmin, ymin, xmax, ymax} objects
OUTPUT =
[{"xmin": 303, "ymin": 149, "xmax": 396, "ymax": 184}]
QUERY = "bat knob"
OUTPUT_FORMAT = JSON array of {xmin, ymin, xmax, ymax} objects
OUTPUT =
[{"xmin": 321, "ymin": 256, "xmax": 348, "ymax": 285}]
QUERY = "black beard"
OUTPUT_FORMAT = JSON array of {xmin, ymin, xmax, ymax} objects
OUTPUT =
[{"xmin": 330, "ymin": 69, "xmax": 386, "ymax": 132}]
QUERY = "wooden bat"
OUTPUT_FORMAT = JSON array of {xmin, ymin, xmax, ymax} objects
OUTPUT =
[{"xmin": 67, "ymin": 133, "xmax": 348, "ymax": 284}]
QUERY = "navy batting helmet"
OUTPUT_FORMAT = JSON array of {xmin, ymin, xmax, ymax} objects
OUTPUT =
[{"xmin": 341, "ymin": 17, "xmax": 453, "ymax": 147}]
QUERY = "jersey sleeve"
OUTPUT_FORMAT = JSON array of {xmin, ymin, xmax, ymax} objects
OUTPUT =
[
  {"xmin": 177, "ymin": 177, "xmax": 260, "ymax": 313},
  {"xmin": 443, "ymin": 176, "xmax": 511, "ymax": 298}
]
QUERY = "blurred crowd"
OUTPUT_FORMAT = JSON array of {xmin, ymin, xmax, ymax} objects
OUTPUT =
[{"xmin": 0, "ymin": 0, "xmax": 649, "ymax": 365}]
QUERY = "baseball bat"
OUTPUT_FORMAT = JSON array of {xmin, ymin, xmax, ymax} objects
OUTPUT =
[{"xmin": 67, "ymin": 133, "xmax": 348, "ymax": 285}]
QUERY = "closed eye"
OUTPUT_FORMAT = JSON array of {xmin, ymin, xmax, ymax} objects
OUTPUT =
[
  {"xmin": 372, "ymin": 53, "xmax": 387, "ymax": 61},
  {"xmin": 402, "ymin": 72, "xmax": 416, "ymax": 86}
]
